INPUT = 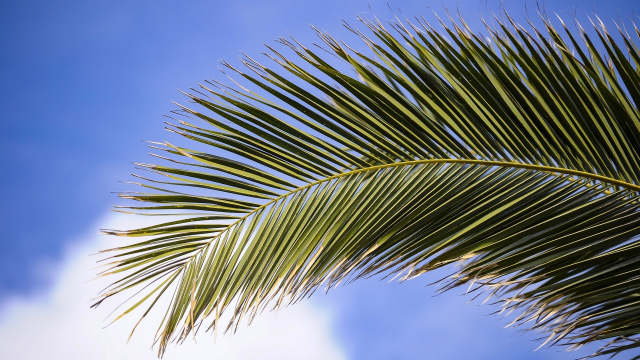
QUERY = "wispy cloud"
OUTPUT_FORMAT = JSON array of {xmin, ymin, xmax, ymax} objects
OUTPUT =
[{"xmin": 0, "ymin": 213, "xmax": 345, "ymax": 360}]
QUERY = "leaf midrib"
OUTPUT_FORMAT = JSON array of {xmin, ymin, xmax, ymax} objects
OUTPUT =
[{"xmin": 178, "ymin": 159, "xmax": 640, "ymax": 269}]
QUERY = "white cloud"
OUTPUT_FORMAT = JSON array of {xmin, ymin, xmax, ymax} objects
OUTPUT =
[{"xmin": 0, "ymin": 213, "xmax": 346, "ymax": 360}]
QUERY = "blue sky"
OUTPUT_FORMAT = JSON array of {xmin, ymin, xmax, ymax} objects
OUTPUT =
[{"xmin": 0, "ymin": 0, "xmax": 638, "ymax": 359}]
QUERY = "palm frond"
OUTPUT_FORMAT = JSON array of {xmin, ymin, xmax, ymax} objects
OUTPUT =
[{"xmin": 96, "ymin": 9, "xmax": 640, "ymax": 358}]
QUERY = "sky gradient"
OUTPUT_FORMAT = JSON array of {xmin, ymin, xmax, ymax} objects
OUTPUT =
[{"xmin": 1, "ymin": 0, "xmax": 638, "ymax": 358}]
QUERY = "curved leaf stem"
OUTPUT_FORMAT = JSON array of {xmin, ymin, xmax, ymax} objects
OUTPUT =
[{"xmin": 185, "ymin": 159, "xmax": 640, "ymax": 263}]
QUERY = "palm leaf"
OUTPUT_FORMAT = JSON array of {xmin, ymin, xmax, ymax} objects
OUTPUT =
[{"xmin": 96, "ymin": 9, "xmax": 640, "ymax": 358}]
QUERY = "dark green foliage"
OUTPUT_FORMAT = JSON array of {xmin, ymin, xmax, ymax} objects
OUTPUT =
[{"xmin": 97, "ymin": 9, "xmax": 640, "ymax": 358}]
